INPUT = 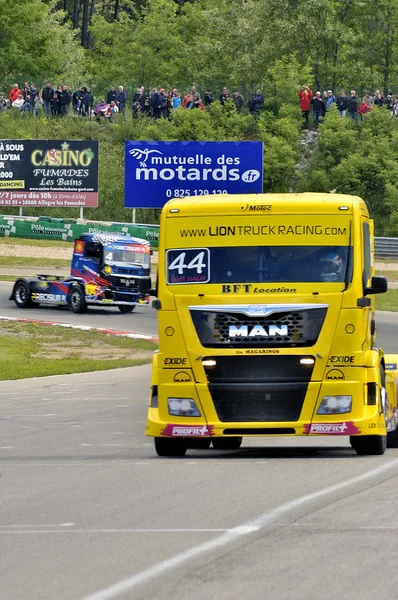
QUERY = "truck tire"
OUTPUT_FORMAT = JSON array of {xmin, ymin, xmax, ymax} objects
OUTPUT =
[
  {"xmin": 154, "ymin": 437, "xmax": 187, "ymax": 457},
  {"xmin": 14, "ymin": 281, "xmax": 33, "ymax": 308},
  {"xmin": 118, "ymin": 305, "xmax": 135, "ymax": 313},
  {"xmin": 212, "ymin": 437, "xmax": 242, "ymax": 450},
  {"xmin": 387, "ymin": 426, "xmax": 398, "ymax": 448},
  {"xmin": 69, "ymin": 285, "xmax": 87, "ymax": 313},
  {"xmin": 351, "ymin": 365, "xmax": 388, "ymax": 455},
  {"xmin": 350, "ymin": 434, "xmax": 387, "ymax": 455}
]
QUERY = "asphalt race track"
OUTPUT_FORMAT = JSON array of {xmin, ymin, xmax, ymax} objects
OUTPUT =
[
  {"xmin": 1, "ymin": 279, "xmax": 397, "ymax": 344},
  {"xmin": 1, "ymin": 287, "xmax": 398, "ymax": 598}
]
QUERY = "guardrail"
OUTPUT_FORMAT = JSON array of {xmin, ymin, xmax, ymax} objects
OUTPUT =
[
  {"xmin": 375, "ymin": 237, "xmax": 398, "ymax": 260},
  {"xmin": 0, "ymin": 216, "xmax": 159, "ymax": 247},
  {"xmin": 0, "ymin": 218, "xmax": 395, "ymax": 258}
]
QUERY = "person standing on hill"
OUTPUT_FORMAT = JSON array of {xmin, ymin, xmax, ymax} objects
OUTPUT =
[
  {"xmin": 299, "ymin": 85, "xmax": 313, "ymax": 128},
  {"xmin": 116, "ymin": 85, "xmax": 127, "ymax": 116},
  {"xmin": 42, "ymin": 82, "xmax": 54, "ymax": 115},
  {"xmin": 326, "ymin": 90, "xmax": 335, "ymax": 109},
  {"xmin": 347, "ymin": 90, "xmax": 358, "ymax": 119},
  {"xmin": 150, "ymin": 88, "xmax": 162, "ymax": 118},
  {"xmin": 311, "ymin": 91, "xmax": 324, "ymax": 127},
  {"xmin": 337, "ymin": 89, "xmax": 348, "ymax": 117},
  {"xmin": 9, "ymin": 84, "xmax": 22, "ymax": 105},
  {"xmin": 219, "ymin": 86, "xmax": 231, "ymax": 105},
  {"xmin": 233, "ymin": 90, "xmax": 244, "ymax": 113},
  {"xmin": 29, "ymin": 84, "xmax": 38, "ymax": 113},
  {"xmin": 107, "ymin": 86, "xmax": 117, "ymax": 105},
  {"xmin": 358, "ymin": 100, "xmax": 371, "ymax": 121},
  {"xmin": 362, "ymin": 90, "xmax": 373, "ymax": 106}
]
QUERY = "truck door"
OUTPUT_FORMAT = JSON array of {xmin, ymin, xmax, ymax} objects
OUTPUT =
[{"xmin": 362, "ymin": 218, "xmax": 374, "ymax": 345}]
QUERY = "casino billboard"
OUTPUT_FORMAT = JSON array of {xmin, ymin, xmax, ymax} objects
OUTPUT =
[{"xmin": 0, "ymin": 140, "xmax": 99, "ymax": 208}]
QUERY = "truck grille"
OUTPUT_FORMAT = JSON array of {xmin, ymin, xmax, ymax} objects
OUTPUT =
[
  {"xmin": 203, "ymin": 355, "xmax": 314, "ymax": 383},
  {"xmin": 210, "ymin": 384, "xmax": 307, "ymax": 422},
  {"xmin": 204, "ymin": 356, "xmax": 314, "ymax": 422},
  {"xmin": 190, "ymin": 306, "xmax": 327, "ymax": 348},
  {"xmin": 107, "ymin": 275, "xmax": 151, "ymax": 294},
  {"xmin": 108, "ymin": 275, "xmax": 139, "ymax": 290}
]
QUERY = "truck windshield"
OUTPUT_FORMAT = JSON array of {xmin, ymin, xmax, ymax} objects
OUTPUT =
[
  {"xmin": 166, "ymin": 245, "xmax": 351, "ymax": 284},
  {"xmin": 104, "ymin": 245, "xmax": 150, "ymax": 266}
]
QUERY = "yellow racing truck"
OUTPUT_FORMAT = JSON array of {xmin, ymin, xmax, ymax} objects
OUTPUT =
[{"xmin": 146, "ymin": 193, "xmax": 398, "ymax": 456}]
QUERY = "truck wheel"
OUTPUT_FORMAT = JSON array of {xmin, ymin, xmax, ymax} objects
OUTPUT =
[
  {"xmin": 212, "ymin": 437, "xmax": 242, "ymax": 450},
  {"xmin": 118, "ymin": 305, "xmax": 135, "ymax": 313},
  {"xmin": 14, "ymin": 281, "xmax": 33, "ymax": 308},
  {"xmin": 350, "ymin": 435, "xmax": 387, "ymax": 455},
  {"xmin": 154, "ymin": 437, "xmax": 187, "ymax": 457},
  {"xmin": 69, "ymin": 285, "xmax": 87, "ymax": 313},
  {"xmin": 387, "ymin": 426, "xmax": 398, "ymax": 448}
]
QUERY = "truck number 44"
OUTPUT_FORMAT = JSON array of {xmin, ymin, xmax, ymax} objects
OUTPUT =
[{"xmin": 168, "ymin": 251, "xmax": 207, "ymax": 275}]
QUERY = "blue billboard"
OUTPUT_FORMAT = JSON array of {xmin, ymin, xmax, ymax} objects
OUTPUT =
[{"xmin": 124, "ymin": 140, "xmax": 263, "ymax": 209}]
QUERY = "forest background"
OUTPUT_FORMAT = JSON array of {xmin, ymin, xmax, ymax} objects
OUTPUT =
[{"xmin": 2, "ymin": 0, "xmax": 398, "ymax": 235}]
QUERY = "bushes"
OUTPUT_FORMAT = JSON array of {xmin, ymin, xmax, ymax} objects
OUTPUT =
[{"xmin": 299, "ymin": 108, "xmax": 398, "ymax": 235}]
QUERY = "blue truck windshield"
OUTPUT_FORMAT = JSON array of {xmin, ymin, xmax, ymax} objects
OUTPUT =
[{"xmin": 104, "ymin": 245, "xmax": 150, "ymax": 266}]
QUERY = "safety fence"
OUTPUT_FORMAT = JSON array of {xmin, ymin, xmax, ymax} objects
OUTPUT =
[
  {"xmin": 0, "ymin": 217, "xmax": 397, "ymax": 258},
  {"xmin": 0, "ymin": 216, "xmax": 159, "ymax": 247},
  {"xmin": 375, "ymin": 238, "xmax": 398, "ymax": 260}
]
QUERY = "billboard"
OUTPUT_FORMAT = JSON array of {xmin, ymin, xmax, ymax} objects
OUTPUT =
[
  {"xmin": 0, "ymin": 140, "xmax": 99, "ymax": 208},
  {"xmin": 124, "ymin": 140, "xmax": 263, "ymax": 209}
]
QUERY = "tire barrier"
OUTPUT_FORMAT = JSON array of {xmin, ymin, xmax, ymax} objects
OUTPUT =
[{"xmin": 0, "ymin": 216, "xmax": 159, "ymax": 247}]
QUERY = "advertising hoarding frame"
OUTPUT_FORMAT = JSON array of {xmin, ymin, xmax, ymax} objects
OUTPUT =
[
  {"xmin": 125, "ymin": 140, "xmax": 263, "ymax": 209},
  {"xmin": 0, "ymin": 139, "xmax": 99, "ymax": 208}
]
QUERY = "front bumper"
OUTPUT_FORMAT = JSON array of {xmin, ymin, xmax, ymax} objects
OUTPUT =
[{"xmin": 146, "ymin": 376, "xmax": 387, "ymax": 438}]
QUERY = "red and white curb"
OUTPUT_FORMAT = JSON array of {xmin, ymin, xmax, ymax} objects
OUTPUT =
[{"xmin": 0, "ymin": 316, "xmax": 158, "ymax": 342}]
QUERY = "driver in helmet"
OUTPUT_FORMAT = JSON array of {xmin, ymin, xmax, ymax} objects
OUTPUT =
[{"xmin": 319, "ymin": 252, "xmax": 344, "ymax": 282}]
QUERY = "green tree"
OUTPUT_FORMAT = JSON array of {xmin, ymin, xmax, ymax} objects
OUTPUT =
[{"xmin": 0, "ymin": 0, "xmax": 84, "ymax": 87}]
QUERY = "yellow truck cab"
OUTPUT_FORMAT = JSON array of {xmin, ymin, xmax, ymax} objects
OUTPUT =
[{"xmin": 146, "ymin": 193, "xmax": 398, "ymax": 456}]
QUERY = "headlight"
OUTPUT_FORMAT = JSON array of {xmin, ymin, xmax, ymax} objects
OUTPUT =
[
  {"xmin": 168, "ymin": 397, "xmax": 201, "ymax": 417},
  {"xmin": 317, "ymin": 395, "xmax": 352, "ymax": 414},
  {"xmin": 103, "ymin": 265, "xmax": 112, "ymax": 274}
]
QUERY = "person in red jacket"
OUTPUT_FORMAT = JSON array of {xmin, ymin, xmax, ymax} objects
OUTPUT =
[
  {"xmin": 299, "ymin": 85, "xmax": 313, "ymax": 128},
  {"xmin": 9, "ymin": 84, "xmax": 22, "ymax": 105},
  {"xmin": 358, "ymin": 100, "xmax": 371, "ymax": 121}
]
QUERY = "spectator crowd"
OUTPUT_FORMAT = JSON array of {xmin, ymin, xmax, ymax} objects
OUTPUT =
[
  {"xmin": 0, "ymin": 82, "xmax": 264, "ymax": 120},
  {"xmin": 4, "ymin": 80, "xmax": 395, "ymax": 127},
  {"xmin": 299, "ymin": 86, "xmax": 398, "ymax": 127}
]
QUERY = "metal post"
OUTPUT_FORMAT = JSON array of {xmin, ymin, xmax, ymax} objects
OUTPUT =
[
  {"xmin": 79, "ymin": 207, "xmax": 84, "ymax": 220},
  {"xmin": 132, "ymin": 208, "xmax": 136, "ymax": 223},
  {"xmin": 19, "ymin": 207, "xmax": 23, "ymax": 217}
]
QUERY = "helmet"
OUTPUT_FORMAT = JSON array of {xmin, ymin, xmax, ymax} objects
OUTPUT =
[{"xmin": 319, "ymin": 252, "xmax": 343, "ymax": 282}]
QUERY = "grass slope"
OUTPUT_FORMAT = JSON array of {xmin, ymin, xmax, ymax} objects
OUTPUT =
[{"xmin": 0, "ymin": 321, "xmax": 157, "ymax": 380}]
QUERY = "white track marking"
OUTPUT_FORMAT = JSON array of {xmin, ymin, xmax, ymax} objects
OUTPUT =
[
  {"xmin": 80, "ymin": 443, "xmax": 140, "ymax": 447},
  {"xmin": 80, "ymin": 458, "xmax": 398, "ymax": 600},
  {"xmin": 0, "ymin": 528, "xmax": 228, "ymax": 534},
  {"xmin": 1, "ymin": 414, "xmax": 56, "ymax": 418},
  {"xmin": 0, "ymin": 523, "xmax": 75, "ymax": 528}
]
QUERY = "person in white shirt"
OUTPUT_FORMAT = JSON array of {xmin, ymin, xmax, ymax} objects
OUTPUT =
[{"xmin": 12, "ymin": 94, "xmax": 25, "ymax": 109}]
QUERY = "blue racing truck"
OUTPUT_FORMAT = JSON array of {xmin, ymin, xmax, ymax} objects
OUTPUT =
[{"xmin": 10, "ymin": 233, "xmax": 152, "ymax": 313}]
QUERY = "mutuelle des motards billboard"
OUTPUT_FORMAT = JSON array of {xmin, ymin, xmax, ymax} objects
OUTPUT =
[
  {"xmin": 124, "ymin": 141, "xmax": 263, "ymax": 208},
  {"xmin": 0, "ymin": 140, "xmax": 99, "ymax": 208}
]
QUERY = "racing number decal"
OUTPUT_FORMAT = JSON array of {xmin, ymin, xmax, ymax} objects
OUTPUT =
[{"xmin": 166, "ymin": 248, "xmax": 210, "ymax": 284}]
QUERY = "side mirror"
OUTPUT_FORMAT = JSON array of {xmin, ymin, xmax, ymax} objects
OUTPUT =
[{"xmin": 364, "ymin": 275, "xmax": 388, "ymax": 296}]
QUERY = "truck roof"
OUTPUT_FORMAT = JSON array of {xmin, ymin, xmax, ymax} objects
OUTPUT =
[
  {"xmin": 164, "ymin": 193, "xmax": 369, "ymax": 217},
  {"xmin": 78, "ymin": 232, "xmax": 151, "ymax": 246}
]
